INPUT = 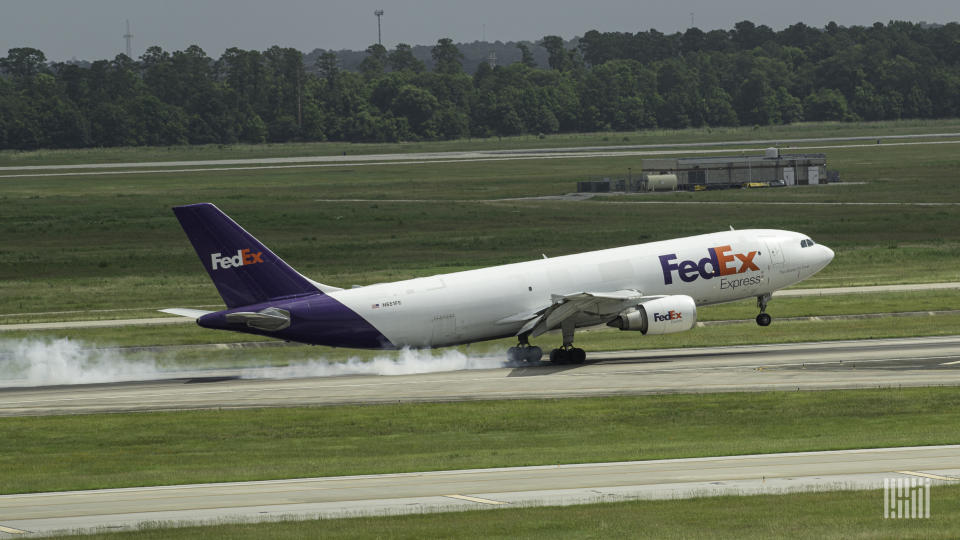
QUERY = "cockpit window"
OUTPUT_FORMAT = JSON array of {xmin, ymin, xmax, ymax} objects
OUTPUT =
[{"xmin": 800, "ymin": 238, "xmax": 816, "ymax": 248}]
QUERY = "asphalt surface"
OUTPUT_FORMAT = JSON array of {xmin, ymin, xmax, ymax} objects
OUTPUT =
[
  {"xmin": 2, "ymin": 137, "xmax": 959, "ymax": 180},
  {"xmin": 2, "ymin": 132, "xmax": 958, "ymax": 172},
  {"xmin": 2, "ymin": 335, "xmax": 959, "ymax": 416},
  {"xmin": 1, "ymin": 445, "xmax": 957, "ymax": 537}
]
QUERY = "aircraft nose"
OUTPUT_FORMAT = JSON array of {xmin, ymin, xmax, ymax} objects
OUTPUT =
[{"xmin": 820, "ymin": 244, "xmax": 835, "ymax": 267}]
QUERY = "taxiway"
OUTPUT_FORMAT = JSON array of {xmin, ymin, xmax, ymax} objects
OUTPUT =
[
  {"xmin": 0, "ymin": 445, "xmax": 956, "ymax": 537},
  {"xmin": 2, "ymin": 335, "xmax": 959, "ymax": 417}
]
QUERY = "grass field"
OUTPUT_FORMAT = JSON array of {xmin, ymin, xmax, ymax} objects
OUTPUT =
[
  {"xmin": 4, "ymin": 121, "xmax": 960, "ymax": 537},
  {"xmin": 2, "ymin": 132, "xmax": 960, "ymax": 316},
  {"xmin": 3, "ymin": 387, "xmax": 960, "ymax": 495},
  {"xmin": 53, "ymin": 484, "xmax": 960, "ymax": 540}
]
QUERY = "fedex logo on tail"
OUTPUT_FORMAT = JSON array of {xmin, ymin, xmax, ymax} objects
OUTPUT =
[
  {"xmin": 659, "ymin": 245, "xmax": 759, "ymax": 285},
  {"xmin": 211, "ymin": 249, "xmax": 264, "ymax": 270}
]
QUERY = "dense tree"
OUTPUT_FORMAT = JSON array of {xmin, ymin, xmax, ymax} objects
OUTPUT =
[
  {"xmin": 388, "ymin": 44, "xmax": 425, "ymax": 73},
  {"xmin": 540, "ymin": 35, "xmax": 568, "ymax": 70},
  {"xmin": 516, "ymin": 43, "xmax": 537, "ymax": 68},
  {"xmin": 431, "ymin": 38, "xmax": 463, "ymax": 74},
  {"xmin": 3, "ymin": 20, "xmax": 960, "ymax": 150}
]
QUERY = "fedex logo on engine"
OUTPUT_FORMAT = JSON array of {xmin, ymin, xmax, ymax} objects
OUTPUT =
[
  {"xmin": 659, "ymin": 245, "xmax": 759, "ymax": 285},
  {"xmin": 210, "ymin": 248, "xmax": 264, "ymax": 270},
  {"xmin": 653, "ymin": 310, "xmax": 683, "ymax": 322}
]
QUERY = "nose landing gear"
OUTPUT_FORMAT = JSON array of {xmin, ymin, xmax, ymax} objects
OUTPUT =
[{"xmin": 756, "ymin": 293, "xmax": 772, "ymax": 326}]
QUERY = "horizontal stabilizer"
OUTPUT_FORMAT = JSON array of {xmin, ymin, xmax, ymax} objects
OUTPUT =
[
  {"xmin": 160, "ymin": 308, "xmax": 214, "ymax": 319},
  {"xmin": 224, "ymin": 307, "xmax": 291, "ymax": 331}
]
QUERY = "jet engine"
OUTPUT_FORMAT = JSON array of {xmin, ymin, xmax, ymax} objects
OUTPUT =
[{"xmin": 606, "ymin": 295, "xmax": 697, "ymax": 335}]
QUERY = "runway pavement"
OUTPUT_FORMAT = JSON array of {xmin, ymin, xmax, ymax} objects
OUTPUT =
[
  {"xmin": 2, "ymin": 335, "xmax": 959, "ymax": 417},
  {"xmin": 1, "ymin": 445, "xmax": 957, "ymax": 537},
  {"xmin": 2, "ymin": 137, "xmax": 959, "ymax": 180},
  {"xmin": 2, "ymin": 132, "xmax": 958, "ymax": 172}
]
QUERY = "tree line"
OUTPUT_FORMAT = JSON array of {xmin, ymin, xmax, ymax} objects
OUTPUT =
[{"xmin": 1, "ymin": 20, "xmax": 959, "ymax": 150}]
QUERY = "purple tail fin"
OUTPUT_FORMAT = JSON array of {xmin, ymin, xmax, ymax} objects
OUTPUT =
[{"xmin": 172, "ymin": 203, "xmax": 319, "ymax": 308}]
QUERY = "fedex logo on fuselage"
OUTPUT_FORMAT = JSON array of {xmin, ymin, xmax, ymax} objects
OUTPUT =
[
  {"xmin": 211, "ymin": 248, "xmax": 264, "ymax": 270},
  {"xmin": 659, "ymin": 245, "xmax": 759, "ymax": 285}
]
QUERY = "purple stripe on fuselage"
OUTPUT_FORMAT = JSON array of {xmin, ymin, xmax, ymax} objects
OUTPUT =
[{"xmin": 198, "ymin": 293, "xmax": 394, "ymax": 349}]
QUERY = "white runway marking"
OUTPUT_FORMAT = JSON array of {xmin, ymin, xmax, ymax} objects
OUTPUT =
[
  {"xmin": 444, "ymin": 494, "xmax": 508, "ymax": 505},
  {"xmin": 896, "ymin": 471, "xmax": 960, "ymax": 481}
]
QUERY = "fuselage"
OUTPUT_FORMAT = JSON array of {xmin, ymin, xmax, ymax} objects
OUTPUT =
[{"xmin": 199, "ymin": 228, "xmax": 834, "ymax": 349}]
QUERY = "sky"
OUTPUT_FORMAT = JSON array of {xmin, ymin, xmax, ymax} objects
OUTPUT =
[{"xmin": 1, "ymin": 0, "xmax": 958, "ymax": 62}]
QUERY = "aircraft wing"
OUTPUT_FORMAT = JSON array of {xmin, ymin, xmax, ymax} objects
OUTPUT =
[{"xmin": 500, "ymin": 290, "xmax": 660, "ymax": 338}]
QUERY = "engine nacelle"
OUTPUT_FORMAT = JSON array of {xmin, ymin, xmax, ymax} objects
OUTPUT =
[{"xmin": 606, "ymin": 295, "xmax": 697, "ymax": 335}]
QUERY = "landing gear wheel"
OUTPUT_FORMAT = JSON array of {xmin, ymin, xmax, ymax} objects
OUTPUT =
[
  {"xmin": 549, "ymin": 348, "xmax": 585, "ymax": 364},
  {"xmin": 756, "ymin": 313, "xmax": 772, "ymax": 327},
  {"xmin": 508, "ymin": 345, "xmax": 543, "ymax": 363}
]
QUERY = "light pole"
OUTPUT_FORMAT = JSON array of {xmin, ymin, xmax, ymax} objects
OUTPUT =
[{"xmin": 374, "ymin": 10, "xmax": 384, "ymax": 45}]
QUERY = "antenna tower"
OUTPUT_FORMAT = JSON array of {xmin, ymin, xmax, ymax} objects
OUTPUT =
[
  {"xmin": 374, "ymin": 10, "xmax": 384, "ymax": 45},
  {"xmin": 123, "ymin": 19, "xmax": 133, "ymax": 57}
]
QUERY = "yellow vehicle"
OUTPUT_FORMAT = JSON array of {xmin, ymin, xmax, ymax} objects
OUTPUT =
[{"xmin": 744, "ymin": 182, "xmax": 768, "ymax": 188}]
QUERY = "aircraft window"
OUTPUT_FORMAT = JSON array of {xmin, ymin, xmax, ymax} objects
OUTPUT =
[{"xmin": 800, "ymin": 239, "xmax": 814, "ymax": 248}]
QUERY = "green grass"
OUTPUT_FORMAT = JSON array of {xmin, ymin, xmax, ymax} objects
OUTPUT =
[
  {"xmin": 56, "ymin": 484, "xmax": 960, "ymax": 540},
  {"xmin": 3, "ymin": 387, "xmax": 960, "ymax": 495},
  {"xmin": 1, "ymin": 120, "xmax": 959, "ymax": 341}
]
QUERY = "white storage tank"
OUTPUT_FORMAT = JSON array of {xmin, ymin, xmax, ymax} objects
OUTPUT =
[{"xmin": 644, "ymin": 174, "xmax": 678, "ymax": 191}]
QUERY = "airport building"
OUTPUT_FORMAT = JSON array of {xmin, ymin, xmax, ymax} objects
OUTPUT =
[
  {"xmin": 642, "ymin": 149, "xmax": 829, "ymax": 188},
  {"xmin": 576, "ymin": 149, "xmax": 832, "ymax": 193}
]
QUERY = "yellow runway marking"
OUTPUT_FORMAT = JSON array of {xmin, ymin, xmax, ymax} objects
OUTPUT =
[
  {"xmin": 445, "ymin": 494, "xmax": 507, "ymax": 505},
  {"xmin": 897, "ymin": 471, "xmax": 960, "ymax": 481},
  {"xmin": 0, "ymin": 525, "xmax": 28, "ymax": 534}
]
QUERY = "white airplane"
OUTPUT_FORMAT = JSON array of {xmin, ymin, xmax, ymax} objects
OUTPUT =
[{"xmin": 164, "ymin": 203, "xmax": 834, "ymax": 363}]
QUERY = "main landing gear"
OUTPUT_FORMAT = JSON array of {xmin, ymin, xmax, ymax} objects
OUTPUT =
[
  {"xmin": 549, "ymin": 319, "xmax": 586, "ymax": 365},
  {"xmin": 507, "ymin": 321, "xmax": 587, "ymax": 365},
  {"xmin": 507, "ymin": 333, "xmax": 543, "ymax": 363},
  {"xmin": 756, "ymin": 293, "xmax": 772, "ymax": 327},
  {"xmin": 550, "ymin": 346, "xmax": 586, "ymax": 365}
]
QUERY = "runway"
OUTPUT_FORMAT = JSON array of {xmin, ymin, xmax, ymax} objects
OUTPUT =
[
  {"xmin": 1, "ymin": 445, "xmax": 957, "ymax": 536},
  {"xmin": 2, "ymin": 336, "xmax": 959, "ymax": 417},
  {"xmin": 2, "ymin": 132, "xmax": 958, "ymax": 172},
  {"xmin": 2, "ymin": 137, "xmax": 960, "ymax": 180}
]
